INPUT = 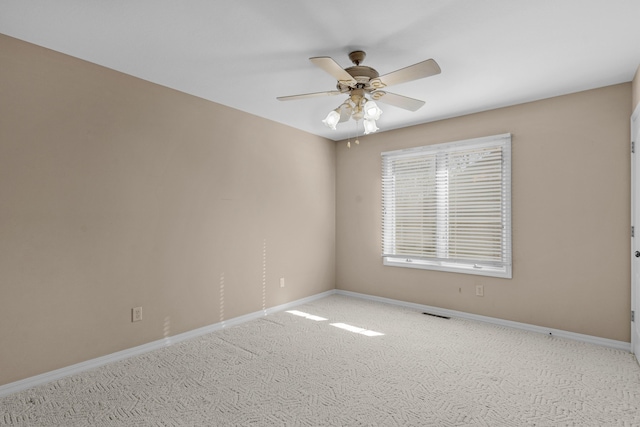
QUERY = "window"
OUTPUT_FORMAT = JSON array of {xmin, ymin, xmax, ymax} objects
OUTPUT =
[{"xmin": 381, "ymin": 133, "xmax": 512, "ymax": 278}]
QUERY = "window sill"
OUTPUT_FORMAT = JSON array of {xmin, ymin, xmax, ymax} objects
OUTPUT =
[{"xmin": 383, "ymin": 257, "xmax": 512, "ymax": 279}]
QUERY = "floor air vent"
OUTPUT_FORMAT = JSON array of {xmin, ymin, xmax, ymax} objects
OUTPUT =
[{"xmin": 422, "ymin": 312, "xmax": 450, "ymax": 319}]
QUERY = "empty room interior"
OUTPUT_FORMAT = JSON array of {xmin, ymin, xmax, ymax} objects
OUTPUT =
[{"xmin": 2, "ymin": 1, "xmax": 640, "ymax": 425}]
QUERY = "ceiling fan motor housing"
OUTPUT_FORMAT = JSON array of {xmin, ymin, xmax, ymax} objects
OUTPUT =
[{"xmin": 338, "ymin": 66, "xmax": 380, "ymax": 92}]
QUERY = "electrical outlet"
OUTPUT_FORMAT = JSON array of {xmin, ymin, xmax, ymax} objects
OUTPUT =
[
  {"xmin": 132, "ymin": 306, "xmax": 143, "ymax": 322},
  {"xmin": 280, "ymin": 278, "xmax": 285, "ymax": 288},
  {"xmin": 475, "ymin": 285, "xmax": 484, "ymax": 297}
]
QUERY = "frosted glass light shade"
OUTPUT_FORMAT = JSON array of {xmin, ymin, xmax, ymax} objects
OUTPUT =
[
  {"xmin": 363, "ymin": 100, "xmax": 382, "ymax": 120},
  {"xmin": 363, "ymin": 119, "xmax": 379, "ymax": 134},
  {"xmin": 322, "ymin": 110, "xmax": 341, "ymax": 130}
]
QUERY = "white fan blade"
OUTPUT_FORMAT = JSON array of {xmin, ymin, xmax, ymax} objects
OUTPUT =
[
  {"xmin": 309, "ymin": 57, "xmax": 357, "ymax": 86},
  {"xmin": 372, "ymin": 91, "xmax": 426, "ymax": 111},
  {"xmin": 277, "ymin": 91, "xmax": 342, "ymax": 101},
  {"xmin": 371, "ymin": 59, "xmax": 440, "ymax": 89}
]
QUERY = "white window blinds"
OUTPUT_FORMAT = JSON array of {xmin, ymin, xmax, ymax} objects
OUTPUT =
[{"xmin": 382, "ymin": 134, "xmax": 512, "ymax": 278}]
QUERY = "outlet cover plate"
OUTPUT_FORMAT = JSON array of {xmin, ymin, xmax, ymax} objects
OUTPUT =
[{"xmin": 132, "ymin": 307, "xmax": 143, "ymax": 322}]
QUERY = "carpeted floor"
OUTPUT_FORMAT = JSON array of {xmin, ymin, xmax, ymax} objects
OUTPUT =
[{"xmin": 2, "ymin": 294, "xmax": 640, "ymax": 426}]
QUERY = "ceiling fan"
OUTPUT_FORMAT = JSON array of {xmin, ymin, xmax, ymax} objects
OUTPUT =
[{"xmin": 277, "ymin": 50, "xmax": 441, "ymax": 136}]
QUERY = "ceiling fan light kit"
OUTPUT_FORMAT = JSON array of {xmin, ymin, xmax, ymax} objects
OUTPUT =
[{"xmin": 278, "ymin": 50, "xmax": 441, "ymax": 145}]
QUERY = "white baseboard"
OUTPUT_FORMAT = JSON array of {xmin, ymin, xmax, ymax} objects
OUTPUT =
[
  {"xmin": 0, "ymin": 290, "xmax": 335, "ymax": 398},
  {"xmin": 335, "ymin": 289, "xmax": 631, "ymax": 352},
  {"xmin": 1, "ymin": 288, "xmax": 630, "ymax": 397}
]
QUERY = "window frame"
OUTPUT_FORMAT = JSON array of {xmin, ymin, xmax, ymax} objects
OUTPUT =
[{"xmin": 381, "ymin": 133, "xmax": 512, "ymax": 279}]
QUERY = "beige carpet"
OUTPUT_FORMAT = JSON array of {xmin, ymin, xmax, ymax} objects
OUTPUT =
[{"xmin": 2, "ymin": 294, "xmax": 640, "ymax": 426}]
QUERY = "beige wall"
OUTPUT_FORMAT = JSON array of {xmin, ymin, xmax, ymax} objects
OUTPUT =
[
  {"xmin": 336, "ymin": 83, "xmax": 631, "ymax": 342},
  {"xmin": 633, "ymin": 65, "xmax": 640, "ymax": 112},
  {"xmin": 0, "ymin": 35, "xmax": 336, "ymax": 386}
]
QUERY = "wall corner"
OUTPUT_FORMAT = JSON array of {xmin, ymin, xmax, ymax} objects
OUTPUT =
[{"xmin": 633, "ymin": 64, "xmax": 640, "ymax": 113}]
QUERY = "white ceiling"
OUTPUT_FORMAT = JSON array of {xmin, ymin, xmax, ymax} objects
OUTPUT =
[{"xmin": 1, "ymin": 1, "xmax": 639, "ymax": 141}]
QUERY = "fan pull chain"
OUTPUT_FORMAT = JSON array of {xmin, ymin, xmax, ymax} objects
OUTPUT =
[
  {"xmin": 345, "ymin": 119, "xmax": 363, "ymax": 148},
  {"xmin": 347, "ymin": 120, "xmax": 358, "ymax": 148}
]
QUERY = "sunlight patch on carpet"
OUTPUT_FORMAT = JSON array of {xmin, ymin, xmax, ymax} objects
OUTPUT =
[
  {"xmin": 330, "ymin": 322, "xmax": 384, "ymax": 336},
  {"xmin": 286, "ymin": 310, "xmax": 328, "ymax": 321}
]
